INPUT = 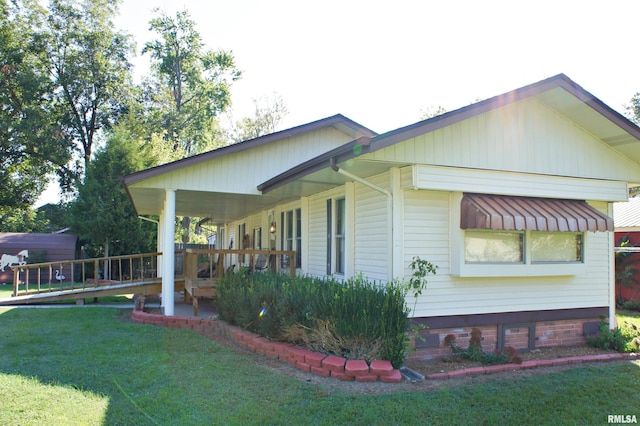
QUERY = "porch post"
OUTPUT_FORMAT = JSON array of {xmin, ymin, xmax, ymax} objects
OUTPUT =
[{"xmin": 162, "ymin": 189, "xmax": 176, "ymax": 316}]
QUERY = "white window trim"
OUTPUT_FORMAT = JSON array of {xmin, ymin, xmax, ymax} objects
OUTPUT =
[{"xmin": 450, "ymin": 192, "xmax": 587, "ymax": 277}]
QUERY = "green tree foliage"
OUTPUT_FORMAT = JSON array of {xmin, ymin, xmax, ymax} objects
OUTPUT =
[
  {"xmin": 70, "ymin": 127, "xmax": 157, "ymax": 257},
  {"xmin": 0, "ymin": 0, "xmax": 69, "ymax": 212},
  {"xmin": 142, "ymin": 8, "xmax": 241, "ymax": 158},
  {"xmin": 626, "ymin": 94, "xmax": 640, "ymax": 197},
  {"xmin": 419, "ymin": 105, "xmax": 447, "ymax": 120},
  {"xmin": 37, "ymin": 0, "xmax": 135, "ymax": 191},
  {"xmin": 229, "ymin": 93, "xmax": 289, "ymax": 143},
  {"xmin": 626, "ymin": 93, "xmax": 640, "ymax": 125}
]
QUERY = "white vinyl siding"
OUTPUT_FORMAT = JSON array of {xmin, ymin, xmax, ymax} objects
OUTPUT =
[
  {"xmin": 368, "ymin": 97, "xmax": 640, "ymax": 184},
  {"xmin": 406, "ymin": 164, "xmax": 628, "ymax": 202},
  {"xmin": 353, "ymin": 173, "xmax": 389, "ymax": 282},
  {"xmin": 403, "ymin": 190, "xmax": 611, "ymax": 318},
  {"xmin": 133, "ymin": 127, "xmax": 354, "ymax": 194}
]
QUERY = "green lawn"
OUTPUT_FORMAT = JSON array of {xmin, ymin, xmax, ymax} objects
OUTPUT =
[{"xmin": 0, "ymin": 307, "xmax": 639, "ymax": 425}]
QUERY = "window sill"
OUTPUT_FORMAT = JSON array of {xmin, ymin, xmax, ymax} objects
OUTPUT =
[{"xmin": 452, "ymin": 263, "xmax": 586, "ymax": 278}]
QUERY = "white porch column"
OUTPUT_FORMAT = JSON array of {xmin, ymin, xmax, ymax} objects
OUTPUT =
[{"xmin": 162, "ymin": 189, "xmax": 176, "ymax": 316}]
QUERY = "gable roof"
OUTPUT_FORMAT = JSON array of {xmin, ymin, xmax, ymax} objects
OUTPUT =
[
  {"xmin": 259, "ymin": 74, "xmax": 640, "ymax": 196},
  {"xmin": 123, "ymin": 114, "xmax": 376, "ymax": 186}
]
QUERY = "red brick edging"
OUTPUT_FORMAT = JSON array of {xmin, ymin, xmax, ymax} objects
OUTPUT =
[
  {"xmin": 424, "ymin": 352, "xmax": 639, "ymax": 380},
  {"xmin": 130, "ymin": 309, "xmax": 402, "ymax": 383}
]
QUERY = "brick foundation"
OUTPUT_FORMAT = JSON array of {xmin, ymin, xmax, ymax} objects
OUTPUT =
[
  {"xmin": 130, "ymin": 308, "xmax": 402, "ymax": 383},
  {"xmin": 408, "ymin": 317, "xmax": 601, "ymax": 361}
]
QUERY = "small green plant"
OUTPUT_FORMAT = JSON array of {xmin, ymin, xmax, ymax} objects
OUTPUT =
[
  {"xmin": 621, "ymin": 299, "xmax": 640, "ymax": 312},
  {"xmin": 405, "ymin": 257, "xmax": 438, "ymax": 343},
  {"xmin": 587, "ymin": 317, "xmax": 640, "ymax": 353},
  {"xmin": 444, "ymin": 328, "xmax": 522, "ymax": 365},
  {"xmin": 407, "ymin": 257, "xmax": 438, "ymax": 301}
]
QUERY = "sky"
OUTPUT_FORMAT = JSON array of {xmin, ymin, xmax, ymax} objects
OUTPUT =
[{"xmin": 37, "ymin": 0, "xmax": 640, "ymax": 205}]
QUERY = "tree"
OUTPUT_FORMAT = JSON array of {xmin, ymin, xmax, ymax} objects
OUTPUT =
[
  {"xmin": 419, "ymin": 105, "xmax": 447, "ymax": 120},
  {"xmin": 142, "ymin": 8, "xmax": 241, "ymax": 158},
  {"xmin": 37, "ymin": 0, "xmax": 135, "ymax": 192},
  {"xmin": 0, "ymin": 0, "xmax": 70, "ymax": 212},
  {"xmin": 626, "ymin": 94, "xmax": 640, "ymax": 197},
  {"xmin": 626, "ymin": 93, "xmax": 640, "ymax": 126},
  {"xmin": 69, "ymin": 127, "xmax": 157, "ymax": 258},
  {"xmin": 228, "ymin": 93, "xmax": 289, "ymax": 143}
]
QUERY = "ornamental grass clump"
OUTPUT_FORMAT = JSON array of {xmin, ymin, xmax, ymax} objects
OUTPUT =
[{"xmin": 216, "ymin": 271, "xmax": 415, "ymax": 367}]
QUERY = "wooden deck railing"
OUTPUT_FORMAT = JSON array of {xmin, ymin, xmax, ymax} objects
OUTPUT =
[
  {"xmin": 182, "ymin": 248, "xmax": 296, "ymax": 280},
  {"xmin": 10, "ymin": 249, "xmax": 297, "ymax": 298},
  {"xmin": 11, "ymin": 252, "xmax": 163, "ymax": 297}
]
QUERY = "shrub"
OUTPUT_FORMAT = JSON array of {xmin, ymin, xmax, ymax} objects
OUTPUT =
[
  {"xmin": 587, "ymin": 318, "xmax": 640, "ymax": 353},
  {"xmin": 216, "ymin": 272, "xmax": 411, "ymax": 367},
  {"xmin": 621, "ymin": 299, "xmax": 640, "ymax": 312},
  {"xmin": 444, "ymin": 329, "xmax": 522, "ymax": 365}
]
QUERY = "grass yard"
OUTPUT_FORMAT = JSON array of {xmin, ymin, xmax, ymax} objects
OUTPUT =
[{"xmin": 0, "ymin": 307, "xmax": 639, "ymax": 425}]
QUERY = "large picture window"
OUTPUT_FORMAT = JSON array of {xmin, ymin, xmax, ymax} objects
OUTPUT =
[
  {"xmin": 465, "ymin": 231, "xmax": 523, "ymax": 263},
  {"xmin": 530, "ymin": 232, "xmax": 582, "ymax": 263},
  {"xmin": 464, "ymin": 230, "xmax": 583, "ymax": 265}
]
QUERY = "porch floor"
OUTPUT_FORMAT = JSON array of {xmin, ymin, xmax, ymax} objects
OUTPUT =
[{"xmin": 152, "ymin": 292, "xmax": 218, "ymax": 318}]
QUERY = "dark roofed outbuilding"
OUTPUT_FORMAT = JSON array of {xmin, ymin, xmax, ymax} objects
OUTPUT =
[{"xmin": 0, "ymin": 233, "xmax": 78, "ymax": 284}]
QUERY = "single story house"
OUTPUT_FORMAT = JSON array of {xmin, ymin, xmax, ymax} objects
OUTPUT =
[{"xmin": 124, "ymin": 74, "xmax": 640, "ymax": 359}]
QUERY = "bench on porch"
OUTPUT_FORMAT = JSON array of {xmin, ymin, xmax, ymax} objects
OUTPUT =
[{"xmin": 183, "ymin": 278, "xmax": 217, "ymax": 317}]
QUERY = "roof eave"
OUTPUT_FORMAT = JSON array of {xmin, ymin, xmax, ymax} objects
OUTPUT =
[
  {"xmin": 258, "ymin": 136, "xmax": 372, "ymax": 194},
  {"xmin": 123, "ymin": 114, "xmax": 377, "ymax": 187}
]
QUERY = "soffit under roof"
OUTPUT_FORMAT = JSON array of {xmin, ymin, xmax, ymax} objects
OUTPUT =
[{"xmin": 130, "ymin": 187, "xmax": 296, "ymax": 223}]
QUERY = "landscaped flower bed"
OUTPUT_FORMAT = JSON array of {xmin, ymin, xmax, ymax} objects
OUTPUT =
[{"xmin": 215, "ymin": 272, "xmax": 413, "ymax": 368}]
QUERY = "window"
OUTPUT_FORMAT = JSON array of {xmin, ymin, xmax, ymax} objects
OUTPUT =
[
  {"xmin": 464, "ymin": 230, "xmax": 583, "ymax": 265},
  {"xmin": 253, "ymin": 227, "xmax": 262, "ymax": 250},
  {"xmin": 465, "ymin": 231, "xmax": 523, "ymax": 263},
  {"xmin": 281, "ymin": 208, "xmax": 302, "ymax": 269},
  {"xmin": 238, "ymin": 223, "xmax": 246, "ymax": 264},
  {"xmin": 295, "ymin": 208, "xmax": 302, "ymax": 268},
  {"xmin": 286, "ymin": 210, "xmax": 294, "ymax": 251},
  {"xmin": 453, "ymin": 192, "xmax": 600, "ymax": 277},
  {"xmin": 335, "ymin": 198, "xmax": 346, "ymax": 274},
  {"xmin": 530, "ymin": 232, "xmax": 582, "ymax": 263}
]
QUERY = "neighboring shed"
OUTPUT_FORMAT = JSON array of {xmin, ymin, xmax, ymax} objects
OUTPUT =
[
  {"xmin": 613, "ymin": 198, "xmax": 640, "ymax": 301},
  {"xmin": 0, "ymin": 233, "xmax": 78, "ymax": 284}
]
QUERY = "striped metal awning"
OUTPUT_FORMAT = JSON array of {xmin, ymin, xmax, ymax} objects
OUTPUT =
[{"xmin": 460, "ymin": 194, "xmax": 614, "ymax": 232}]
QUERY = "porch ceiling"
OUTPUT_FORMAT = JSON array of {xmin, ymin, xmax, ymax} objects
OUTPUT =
[{"xmin": 128, "ymin": 187, "xmax": 296, "ymax": 223}]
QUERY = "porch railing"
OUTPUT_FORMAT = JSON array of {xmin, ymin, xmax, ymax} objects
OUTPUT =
[
  {"xmin": 10, "ymin": 249, "xmax": 296, "ymax": 298},
  {"xmin": 181, "ymin": 249, "xmax": 297, "ymax": 280},
  {"xmin": 11, "ymin": 252, "xmax": 163, "ymax": 297}
]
